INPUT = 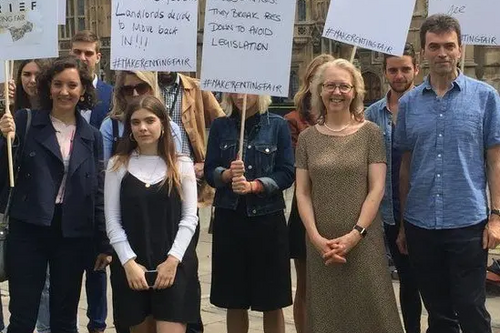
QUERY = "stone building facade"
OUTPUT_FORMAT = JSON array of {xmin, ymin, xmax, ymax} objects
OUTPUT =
[{"xmin": 58, "ymin": 0, "xmax": 500, "ymax": 105}]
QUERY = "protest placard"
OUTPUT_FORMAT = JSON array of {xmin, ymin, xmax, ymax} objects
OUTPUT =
[
  {"xmin": 110, "ymin": 0, "xmax": 198, "ymax": 72},
  {"xmin": 200, "ymin": 0, "xmax": 296, "ymax": 97},
  {"xmin": 58, "ymin": 0, "xmax": 66, "ymax": 25},
  {"xmin": 428, "ymin": 0, "xmax": 500, "ymax": 45},
  {"xmin": 0, "ymin": 61, "xmax": 4, "ymax": 84},
  {"xmin": 322, "ymin": 0, "xmax": 416, "ymax": 56},
  {"xmin": 0, "ymin": 0, "xmax": 58, "ymax": 60}
]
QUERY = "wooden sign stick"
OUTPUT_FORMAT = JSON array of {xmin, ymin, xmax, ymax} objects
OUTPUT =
[
  {"xmin": 349, "ymin": 46, "xmax": 358, "ymax": 63},
  {"xmin": 237, "ymin": 94, "xmax": 248, "ymax": 159},
  {"xmin": 3, "ymin": 61, "xmax": 14, "ymax": 187}
]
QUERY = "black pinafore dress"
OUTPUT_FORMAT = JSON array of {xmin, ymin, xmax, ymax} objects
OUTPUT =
[{"xmin": 110, "ymin": 173, "xmax": 200, "ymax": 327}]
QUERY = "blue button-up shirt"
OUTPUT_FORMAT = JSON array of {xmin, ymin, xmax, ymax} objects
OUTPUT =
[
  {"xmin": 365, "ymin": 94, "xmax": 399, "ymax": 225},
  {"xmin": 394, "ymin": 73, "xmax": 500, "ymax": 229}
]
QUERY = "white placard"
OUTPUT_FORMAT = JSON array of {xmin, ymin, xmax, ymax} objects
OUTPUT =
[
  {"xmin": 0, "ymin": 61, "xmax": 5, "ymax": 84},
  {"xmin": 322, "ymin": 0, "xmax": 416, "ymax": 56},
  {"xmin": 428, "ymin": 0, "xmax": 500, "ymax": 45},
  {"xmin": 58, "ymin": 0, "xmax": 66, "ymax": 25},
  {"xmin": 0, "ymin": 0, "xmax": 59, "ymax": 60},
  {"xmin": 200, "ymin": 0, "xmax": 296, "ymax": 97},
  {"xmin": 110, "ymin": 0, "xmax": 198, "ymax": 72}
]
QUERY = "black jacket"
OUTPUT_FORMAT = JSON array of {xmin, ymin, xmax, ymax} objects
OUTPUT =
[{"xmin": 0, "ymin": 109, "xmax": 110, "ymax": 254}]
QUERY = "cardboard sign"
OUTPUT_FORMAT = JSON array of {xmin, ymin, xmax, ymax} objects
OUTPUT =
[
  {"xmin": 110, "ymin": 0, "xmax": 198, "ymax": 72},
  {"xmin": 0, "ymin": 0, "xmax": 59, "ymax": 60},
  {"xmin": 322, "ymin": 0, "xmax": 416, "ymax": 56},
  {"xmin": 200, "ymin": 0, "xmax": 296, "ymax": 97},
  {"xmin": 428, "ymin": 0, "xmax": 500, "ymax": 45}
]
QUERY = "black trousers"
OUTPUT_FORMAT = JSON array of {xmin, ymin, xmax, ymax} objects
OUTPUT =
[
  {"xmin": 6, "ymin": 206, "xmax": 91, "ymax": 333},
  {"xmin": 113, "ymin": 223, "xmax": 204, "ymax": 333},
  {"xmin": 405, "ymin": 221, "xmax": 491, "ymax": 333},
  {"xmin": 384, "ymin": 221, "xmax": 422, "ymax": 333}
]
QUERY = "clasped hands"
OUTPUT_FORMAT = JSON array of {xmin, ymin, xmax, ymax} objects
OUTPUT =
[
  {"xmin": 312, "ymin": 230, "xmax": 362, "ymax": 265},
  {"xmin": 223, "ymin": 160, "xmax": 252, "ymax": 195},
  {"xmin": 123, "ymin": 255, "xmax": 179, "ymax": 291}
]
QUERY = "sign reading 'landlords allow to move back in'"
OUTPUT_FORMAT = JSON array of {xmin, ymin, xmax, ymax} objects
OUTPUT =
[
  {"xmin": 0, "ymin": 0, "xmax": 58, "ymax": 60},
  {"xmin": 428, "ymin": 0, "xmax": 500, "ymax": 45},
  {"xmin": 110, "ymin": 0, "xmax": 198, "ymax": 72},
  {"xmin": 322, "ymin": 0, "xmax": 416, "ymax": 56},
  {"xmin": 200, "ymin": 0, "xmax": 296, "ymax": 97}
]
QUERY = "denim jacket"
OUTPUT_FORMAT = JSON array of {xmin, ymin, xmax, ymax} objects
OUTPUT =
[
  {"xmin": 365, "ymin": 96, "xmax": 397, "ymax": 225},
  {"xmin": 205, "ymin": 112, "xmax": 295, "ymax": 217}
]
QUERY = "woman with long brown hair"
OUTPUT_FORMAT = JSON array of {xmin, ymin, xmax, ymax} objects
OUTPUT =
[{"xmin": 105, "ymin": 95, "xmax": 199, "ymax": 333}]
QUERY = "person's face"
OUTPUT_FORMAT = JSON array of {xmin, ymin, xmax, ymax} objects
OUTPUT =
[
  {"xmin": 21, "ymin": 61, "xmax": 40, "ymax": 97},
  {"xmin": 320, "ymin": 66, "xmax": 355, "ymax": 114},
  {"xmin": 422, "ymin": 30, "xmax": 462, "ymax": 76},
  {"xmin": 70, "ymin": 41, "xmax": 101, "ymax": 75},
  {"xmin": 385, "ymin": 56, "xmax": 419, "ymax": 93},
  {"xmin": 130, "ymin": 108, "xmax": 163, "ymax": 149},
  {"xmin": 121, "ymin": 74, "xmax": 153, "ymax": 105},
  {"xmin": 50, "ymin": 68, "xmax": 85, "ymax": 113},
  {"xmin": 230, "ymin": 93, "xmax": 259, "ymax": 113}
]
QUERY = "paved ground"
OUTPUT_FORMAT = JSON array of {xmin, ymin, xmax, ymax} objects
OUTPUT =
[{"xmin": 0, "ymin": 199, "xmax": 499, "ymax": 332}]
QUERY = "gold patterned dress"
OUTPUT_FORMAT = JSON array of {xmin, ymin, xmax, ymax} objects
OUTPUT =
[{"xmin": 295, "ymin": 122, "xmax": 404, "ymax": 333}]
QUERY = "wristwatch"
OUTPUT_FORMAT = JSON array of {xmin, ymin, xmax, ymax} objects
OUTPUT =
[
  {"xmin": 353, "ymin": 225, "xmax": 367, "ymax": 238},
  {"xmin": 490, "ymin": 209, "xmax": 500, "ymax": 217}
]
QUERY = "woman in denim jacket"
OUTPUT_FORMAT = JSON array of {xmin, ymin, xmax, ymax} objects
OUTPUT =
[{"xmin": 205, "ymin": 93, "xmax": 294, "ymax": 333}]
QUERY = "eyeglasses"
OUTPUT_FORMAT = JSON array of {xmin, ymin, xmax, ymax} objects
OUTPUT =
[
  {"xmin": 322, "ymin": 83, "xmax": 354, "ymax": 94},
  {"xmin": 121, "ymin": 83, "xmax": 151, "ymax": 96}
]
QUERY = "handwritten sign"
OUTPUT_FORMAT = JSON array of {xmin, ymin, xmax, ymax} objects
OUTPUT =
[
  {"xmin": 110, "ymin": 0, "xmax": 198, "ymax": 72},
  {"xmin": 0, "ymin": 0, "xmax": 58, "ymax": 60},
  {"xmin": 200, "ymin": 0, "xmax": 296, "ymax": 97},
  {"xmin": 58, "ymin": 0, "xmax": 66, "ymax": 25},
  {"xmin": 322, "ymin": 0, "xmax": 416, "ymax": 56},
  {"xmin": 428, "ymin": 0, "xmax": 500, "ymax": 45}
]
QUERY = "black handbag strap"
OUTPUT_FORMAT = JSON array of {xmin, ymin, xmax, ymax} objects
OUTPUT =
[
  {"xmin": 111, "ymin": 118, "xmax": 119, "ymax": 156},
  {"xmin": 2, "ymin": 109, "xmax": 32, "ymax": 226}
]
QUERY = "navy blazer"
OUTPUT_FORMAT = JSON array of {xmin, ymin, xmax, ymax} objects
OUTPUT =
[
  {"xmin": 90, "ymin": 80, "xmax": 113, "ymax": 129},
  {"xmin": 0, "ymin": 109, "xmax": 110, "ymax": 254}
]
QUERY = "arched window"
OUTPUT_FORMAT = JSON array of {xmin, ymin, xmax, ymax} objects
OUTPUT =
[{"xmin": 288, "ymin": 70, "xmax": 299, "ymax": 101}]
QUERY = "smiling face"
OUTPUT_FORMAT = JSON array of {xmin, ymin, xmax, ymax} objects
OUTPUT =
[
  {"xmin": 130, "ymin": 108, "xmax": 163, "ymax": 150},
  {"xmin": 20, "ymin": 61, "xmax": 41, "ymax": 97},
  {"xmin": 422, "ymin": 30, "xmax": 462, "ymax": 76},
  {"xmin": 320, "ymin": 65, "xmax": 355, "ymax": 114},
  {"xmin": 50, "ymin": 68, "xmax": 85, "ymax": 113}
]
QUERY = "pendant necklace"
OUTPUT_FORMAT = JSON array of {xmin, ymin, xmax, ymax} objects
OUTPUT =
[{"xmin": 135, "ymin": 151, "xmax": 160, "ymax": 188}]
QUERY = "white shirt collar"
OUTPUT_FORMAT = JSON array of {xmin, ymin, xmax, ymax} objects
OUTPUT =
[{"xmin": 92, "ymin": 75, "xmax": 98, "ymax": 88}]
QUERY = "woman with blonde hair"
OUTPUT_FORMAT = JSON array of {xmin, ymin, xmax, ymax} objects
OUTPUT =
[
  {"xmin": 205, "ymin": 93, "xmax": 294, "ymax": 333},
  {"xmin": 100, "ymin": 71, "xmax": 181, "ymax": 164},
  {"xmin": 105, "ymin": 95, "xmax": 199, "ymax": 333},
  {"xmin": 286, "ymin": 53, "xmax": 334, "ymax": 333},
  {"xmin": 295, "ymin": 59, "xmax": 403, "ymax": 332}
]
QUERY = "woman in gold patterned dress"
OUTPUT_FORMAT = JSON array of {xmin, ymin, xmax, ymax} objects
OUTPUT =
[{"xmin": 295, "ymin": 59, "xmax": 404, "ymax": 333}]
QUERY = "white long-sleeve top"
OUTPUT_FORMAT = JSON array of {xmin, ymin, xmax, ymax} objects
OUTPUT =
[{"xmin": 104, "ymin": 152, "xmax": 198, "ymax": 265}]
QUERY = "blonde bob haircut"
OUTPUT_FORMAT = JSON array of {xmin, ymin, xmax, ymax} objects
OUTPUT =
[
  {"xmin": 109, "ymin": 71, "xmax": 163, "ymax": 121},
  {"xmin": 220, "ymin": 93, "xmax": 272, "ymax": 117},
  {"xmin": 310, "ymin": 59, "xmax": 366, "ymax": 123}
]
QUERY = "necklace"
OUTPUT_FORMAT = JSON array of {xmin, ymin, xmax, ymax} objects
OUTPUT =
[
  {"xmin": 323, "ymin": 121, "xmax": 350, "ymax": 133},
  {"xmin": 134, "ymin": 151, "xmax": 161, "ymax": 188}
]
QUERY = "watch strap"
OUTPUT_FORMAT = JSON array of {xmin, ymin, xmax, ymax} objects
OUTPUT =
[{"xmin": 353, "ymin": 225, "xmax": 367, "ymax": 237}]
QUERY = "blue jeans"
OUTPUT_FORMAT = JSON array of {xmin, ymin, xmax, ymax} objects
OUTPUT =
[
  {"xmin": 85, "ymin": 268, "xmax": 107, "ymax": 331},
  {"xmin": 36, "ymin": 267, "xmax": 51, "ymax": 333}
]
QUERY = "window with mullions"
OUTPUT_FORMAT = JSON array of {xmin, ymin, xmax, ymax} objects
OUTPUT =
[
  {"xmin": 297, "ymin": 0, "xmax": 306, "ymax": 21},
  {"xmin": 59, "ymin": 0, "xmax": 87, "ymax": 39}
]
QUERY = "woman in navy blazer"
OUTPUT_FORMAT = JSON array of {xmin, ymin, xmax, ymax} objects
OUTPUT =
[{"xmin": 0, "ymin": 56, "xmax": 110, "ymax": 333}]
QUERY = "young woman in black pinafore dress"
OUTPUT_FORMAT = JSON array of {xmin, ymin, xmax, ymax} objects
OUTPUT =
[{"xmin": 104, "ymin": 96, "xmax": 199, "ymax": 333}]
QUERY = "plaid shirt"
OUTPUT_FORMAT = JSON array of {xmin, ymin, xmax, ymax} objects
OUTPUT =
[{"xmin": 162, "ymin": 77, "xmax": 193, "ymax": 159}]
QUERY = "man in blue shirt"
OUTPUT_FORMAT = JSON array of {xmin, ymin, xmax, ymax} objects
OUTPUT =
[
  {"xmin": 365, "ymin": 43, "xmax": 422, "ymax": 333},
  {"xmin": 395, "ymin": 14, "xmax": 500, "ymax": 333}
]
